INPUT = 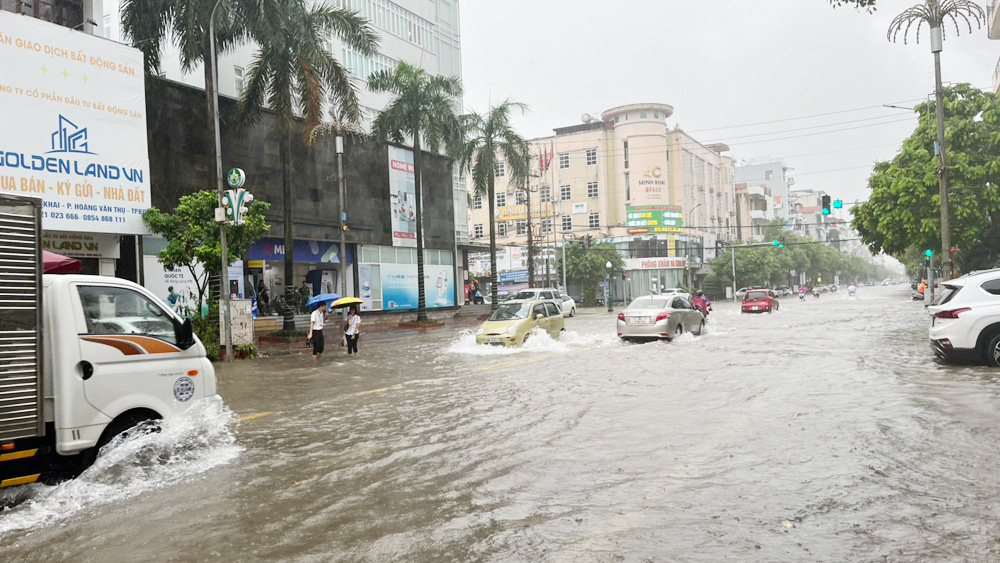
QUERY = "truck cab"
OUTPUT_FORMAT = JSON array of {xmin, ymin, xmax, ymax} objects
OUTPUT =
[{"xmin": 0, "ymin": 193, "xmax": 217, "ymax": 487}]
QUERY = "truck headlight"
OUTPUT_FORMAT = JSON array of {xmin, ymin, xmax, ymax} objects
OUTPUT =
[{"xmin": 506, "ymin": 325, "xmax": 518, "ymax": 335}]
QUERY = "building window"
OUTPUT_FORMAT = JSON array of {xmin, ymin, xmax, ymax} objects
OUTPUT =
[
  {"xmin": 496, "ymin": 193, "xmax": 506, "ymax": 207},
  {"xmin": 496, "ymin": 161, "xmax": 505, "ymax": 177},
  {"xmin": 497, "ymin": 221, "xmax": 507, "ymax": 237},
  {"xmin": 515, "ymin": 190, "xmax": 526, "ymax": 205},
  {"xmin": 541, "ymin": 218, "xmax": 553, "ymax": 233},
  {"xmin": 586, "ymin": 148, "xmax": 597, "ymax": 166},
  {"xmin": 624, "ymin": 172, "xmax": 630, "ymax": 200},
  {"xmin": 540, "ymin": 186, "xmax": 551, "ymax": 203},
  {"xmin": 640, "ymin": 112, "xmax": 647, "ymax": 118},
  {"xmin": 234, "ymin": 66, "xmax": 244, "ymax": 96},
  {"xmin": 561, "ymin": 215, "xmax": 572, "ymax": 232},
  {"xmin": 587, "ymin": 182, "xmax": 599, "ymax": 198},
  {"xmin": 588, "ymin": 212, "xmax": 600, "ymax": 228},
  {"xmin": 516, "ymin": 220, "xmax": 527, "ymax": 235},
  {"xmin": 765, "ymin": 170, "xmax": 773, "ymax": 181},
  {"xmin": 559, "ymin": 153, "xmax": 570, "ymax": 169},
  {"xmin": 560, "ymin": 185, "xmax": 572, "ymax": 201},
  {"xmin": 474, "ymin": 224, "xmax": 484, "ymax": 238},
  {"xmin": 623, "ymin": 140, "xmax": 629, "ymax": 169},
  {"xmin": 473, "ymin": 195, "xmax": 482, "ymax": 210}
]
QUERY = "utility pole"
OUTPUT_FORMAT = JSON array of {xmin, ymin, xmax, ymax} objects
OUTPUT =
[
  {"xmin": 208, "ymin": 0, "xmax": 232, "ymax": 362},
  {"xmin": 525, "ymin": 174, "xmax": 534, "ymax": 288},
  {"xmin": 730, "ymin": 244, "xmax": 737, "ymax": 301}
]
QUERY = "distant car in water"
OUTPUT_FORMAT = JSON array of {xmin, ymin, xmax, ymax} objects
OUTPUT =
[
  {"xmin": 476, "ymin": 299, "xmax": 565, "ymax": 346},
  {"xmin": 559, "ymin": 293, "xmax": 577, "ymax": 317},
  {"xmin": 742, "ymin": 289, "xmax": 779, "ymax": 314},
  {"xmin": 617, "ymin": 294, "xmax": 705, "ymax": 341},
  {"xmin": 735, "ymin": 287, "xmax": 750, "ymax": 300}
]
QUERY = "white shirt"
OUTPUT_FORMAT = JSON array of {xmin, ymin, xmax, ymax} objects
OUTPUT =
[
  {"xmin": 345, "ymin": 315, "xmax": 361, "ymax": 336},
  {"xmin": 310, "ymin": 309, "xmax": 326, "ymax": 331}
]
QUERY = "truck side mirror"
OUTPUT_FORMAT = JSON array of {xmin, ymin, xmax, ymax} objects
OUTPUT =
[{"xmin": 176, "ymin": 318, "xmax": 195, "ymax": 350}]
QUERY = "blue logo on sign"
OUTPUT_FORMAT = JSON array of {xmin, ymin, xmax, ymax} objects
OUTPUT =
[
  {"xmin": 48, "ymin": 115, "xmax": 96, "ymax": 155},
  {"xmin": 173, "ymin": 376, "xmax": 195, "ymax": 402}
]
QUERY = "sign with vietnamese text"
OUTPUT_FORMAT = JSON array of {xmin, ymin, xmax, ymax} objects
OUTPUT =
[
  {"xmin": 626, "ymin": 205, "xmax": 683, "ymax": 234},
  {"xmin": 624, "ymin": 257, "xmax": 687, "ymax": 270},
  {"xmin": 388, "ymin": 146, "xmax": 417, "ymax": 247},
  {"xmin": 497, "ymin": 202, "xmax": 554, "ymax": 222},
  {"xmin": 0, "ymin": 12, "xmax": 151, "ymax": 234},
  {"xmin": 41, "ymin": 231, "xmax": 119, "ymax": 258}
]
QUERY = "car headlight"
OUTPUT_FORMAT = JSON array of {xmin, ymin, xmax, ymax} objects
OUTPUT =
[
  {"xmin": 506, "ymin": 325, "xmax": 518, "ymax": 335},
  {"xmin": 476, "ymin": 328, "xmax": 484, "ymax": 335}
]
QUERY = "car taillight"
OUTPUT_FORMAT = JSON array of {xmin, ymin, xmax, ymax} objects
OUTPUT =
[
  {"xmin": 934, "ymin": 308, "xmax": 971, "ymax": 319},
  {"xmin": 656, "ymin": 312, "xmax": 671, "ymax": 322},
  {"xmin": 617, "ymin": 313, "xmax": 625, "ymax": 322},
  {"xmin": 937, "ymin": 338, "xmax": 953, "ymax": 348}
]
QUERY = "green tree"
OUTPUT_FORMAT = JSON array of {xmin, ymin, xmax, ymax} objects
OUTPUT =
[
  {"xmin": 852, "ymin": 84, "xmax": 1000, "ymax": 272},
  {"xmin": 556, "ymin": 241, "xmax": 624, "ymax": 304},
  {"xmin": 830, "ymin": 0, "xmax": 877, "ymax": 10},
  {"xmin": 143, "ymin": 190, "xmax": 270, "ymax": 313},
  {"xmin": 457, "ymin": 100, "xmax": 531, "ymax": 310},
  {"xmin": 369, "ymin": 62, "xmax": 463, "ymax": 322},
  {"xmin": 236, "ymin": 0, "xmax": 377, "ymax": 330}
]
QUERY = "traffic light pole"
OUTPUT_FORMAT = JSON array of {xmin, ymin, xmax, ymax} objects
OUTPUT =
[{"xmin": 209, "ymin": 0, "xmax": 233, "ymax": 363}]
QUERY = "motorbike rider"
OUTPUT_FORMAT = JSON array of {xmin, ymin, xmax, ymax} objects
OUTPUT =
[
  {"xmin": 692, "ymin": 290, "xmax": 711, "ymax": 317},
  {"xmin": 848, "ymin": 282, "xmax": 857, "ymax": 296}
]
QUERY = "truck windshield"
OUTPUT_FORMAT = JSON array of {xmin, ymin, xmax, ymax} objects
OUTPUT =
[
  {"xmin": 489, "ymin": 302, "xmax": 532, "ymax": 321},
  {"xmin": 78, "ymin": 286, "xmax": 177, "ymax": 344}
]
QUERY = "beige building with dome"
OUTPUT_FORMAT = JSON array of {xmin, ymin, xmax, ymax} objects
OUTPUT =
[{"xmin": 468, "ymin": 102, "xmax": 738, "ymax": 295}]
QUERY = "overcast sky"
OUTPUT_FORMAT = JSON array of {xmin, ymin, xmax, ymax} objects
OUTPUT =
[{"xmin": 459, "ymin": 0, "xmax": 997, "ymax": 208}]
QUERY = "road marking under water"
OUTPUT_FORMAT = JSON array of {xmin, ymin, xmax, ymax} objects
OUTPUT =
[
  {"xmin": 232, "ymin": 412, "xmax": 274, "ymax": 423},
  {"xmin": 358, "ymin": 383, "xmax": 406, "ymax": 396}
]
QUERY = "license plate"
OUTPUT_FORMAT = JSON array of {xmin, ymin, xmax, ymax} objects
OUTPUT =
[
  {"xmin": 752, "ymin": 306, "xmax": 759, "ymax": 311},
  {"xmin": 629, "ymin": 316, "xmax": 650, "ymax": 324},
  {"xmin": 485, "ymin": 337, "xmax": 502, "ymax": 345}
]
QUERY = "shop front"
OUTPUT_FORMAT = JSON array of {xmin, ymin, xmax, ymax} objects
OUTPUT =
[
  {"xmin": 247, "ymin": 238, "xmax": 355, "ymax": 312},
  {"xmin": 622, "ymin": 257, "xmax": 687, "ymax": 300},
  {"xmin": 358, "ymin": 245, "xmax": 456, "ymax": 312}
]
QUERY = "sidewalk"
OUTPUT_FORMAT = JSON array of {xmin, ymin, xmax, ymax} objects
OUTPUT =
[{"xmin": 255, "ymin": 314, "xmax": 484, "ymax": 357}]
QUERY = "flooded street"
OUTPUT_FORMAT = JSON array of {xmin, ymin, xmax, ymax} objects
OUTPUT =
[{"xmin": 4, "ymin": 285, "xmax": 1000, "ymax": 562}]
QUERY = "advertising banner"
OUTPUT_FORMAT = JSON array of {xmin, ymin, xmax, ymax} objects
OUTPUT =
[
  {"xmin": 248, "ymin": 238, "xmax": 352, "ymax": 264},
  {"xmin": 626, "ymin": 205, "xmax": 684, "ymax": 234},
  {"xmin": 0, "ymin": 12, "xmax": 151, "ymax": 234},
  {"xmin": 624, "ymin": 257, "xmax": 687, "ymax": 270},
  {"xmin": 496, "ymin": 202, "xmax": 554, "ymax": 222},
  {"xmin": 498, "ymin": 269, "xmax": 529, "ymax": 282},
  {"xmin": 388, "ymin": 146, "xmax": 417, "ymax": 247},
  {"xmin": 358, "ymin": 264, "xmax": 373, "ymax": 311},
  {"xmin": 381, "ymin": 264, "xmax": 455, "ymax": 310},
  {"xmin": 142, "ymin": 255, "xmax": 204, "ymax": 318},
  {"xmin": 41, "ymin": 231, "xmax": 119, "ymax": 258}
]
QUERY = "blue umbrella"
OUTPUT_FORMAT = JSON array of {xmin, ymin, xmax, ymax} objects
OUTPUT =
[{"xmin": 306, "ymin": 292, "xmax": 341, "ymax": 309}]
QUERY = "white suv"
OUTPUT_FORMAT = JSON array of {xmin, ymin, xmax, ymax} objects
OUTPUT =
[{"xmin": 928, "ymin": 269, "xmax": 1000, "ymax": 365}]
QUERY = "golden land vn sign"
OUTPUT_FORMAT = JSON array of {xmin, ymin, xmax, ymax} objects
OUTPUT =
[
  {"xmin": 0, "ymin": 12, "xmax": 151, "ymax": 234},
  {"xmin": 497, "ymin": 202, "xmax": 554, "ymax": 222}
]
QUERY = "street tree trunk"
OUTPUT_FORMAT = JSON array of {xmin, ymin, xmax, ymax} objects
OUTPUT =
[
  {"xmin": 281, "ymin": 132, "xmax": 295, "ymax": 331},
  {"xmin": 933, "ymin": 50, "xmax": 952, "ymax": 278},
  {"xmin": 413, "ymin": 135, "xmax": 428, "ymax": 322},
  {"xmin": 487, "ymin": 172, "xmax": 499, "ymax": 311}
]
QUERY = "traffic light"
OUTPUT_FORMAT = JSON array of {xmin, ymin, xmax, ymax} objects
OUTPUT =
[
  {"xmin": 833, "ymin": 199, "xmax": 843, "ymax": 209},
  {"xmin": 925, "ymin": 249, "xmax": 933, "ymax": 257},
  {"xmin": 821, "ymin": 195, "xmax": 831, "ymax": 216},
  {"xmin": 772, "ymin": 239, "xmax": 780, "ymax": 246},
  {"xmin": 779, "ymin": 237, "xmax": 785, "ymax": 249}
]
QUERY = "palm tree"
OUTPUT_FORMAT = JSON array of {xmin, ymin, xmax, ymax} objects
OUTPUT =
[
  {"xmin": 888, "ymin": 0, "xmax": 986, "ymax": 278},
  {"xmin": 368, "ymin": 62, "xmax": 463, "ymax": 322},
  {"xmin": 237, "ymin": 0, "xmax": 377, "ymax": 330},
  {"xmin": 457, "ymin": 101, "xmax": 531, "ymax": 311}
]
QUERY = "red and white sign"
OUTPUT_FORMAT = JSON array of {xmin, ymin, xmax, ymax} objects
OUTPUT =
[{"xmin": 624, "ymin": 257, "xmax": 687, "ymax": 270}]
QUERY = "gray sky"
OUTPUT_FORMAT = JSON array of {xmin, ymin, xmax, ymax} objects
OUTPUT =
[{"xmin": 459, "ymin": 0, "xmax": 997, "ymax": 208}]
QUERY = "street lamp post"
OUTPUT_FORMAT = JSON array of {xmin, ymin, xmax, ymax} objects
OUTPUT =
[
  {"xmin": 605, "ymin": 260, "xmax": 613, "ymax": 313},
  {"xmin": 208, "ymin": 0, "xmax": 232, "ymax": 362},
  {"xmin": 888, "ymin": 0, "xmax": 986, "ymax": 279},
  {"xmin": 336, "ymin": 135, "xmax": 347, "ymax": 300}
]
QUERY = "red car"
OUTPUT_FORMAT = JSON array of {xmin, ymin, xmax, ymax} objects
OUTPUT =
[{"xmin": 741, "ymin": 289, "xmax": 779, "ymax": 314}]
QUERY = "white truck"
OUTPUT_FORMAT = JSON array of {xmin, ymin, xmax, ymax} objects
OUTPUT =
[{"xmin": 0, "ymin": 194, "xmax": 217, "ymax": 488}]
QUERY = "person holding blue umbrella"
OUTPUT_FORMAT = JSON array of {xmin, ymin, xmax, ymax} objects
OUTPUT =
[{"xmin": 307, "ymin": 301, "xmax": 328, "ymax": 362}]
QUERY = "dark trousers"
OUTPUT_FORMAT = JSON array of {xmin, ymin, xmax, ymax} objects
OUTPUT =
[{"xmin": 345, "ymin": 333, "xmax": 359, "ymax": 354}]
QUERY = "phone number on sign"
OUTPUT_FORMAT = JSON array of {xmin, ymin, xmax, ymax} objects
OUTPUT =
[{"xmin": 43, "ymin": 211, "xmax": 126, "ymax": 224}]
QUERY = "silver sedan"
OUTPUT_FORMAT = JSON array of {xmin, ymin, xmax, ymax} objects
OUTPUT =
[{"xmin": 617, "ymin": 295, "xmax": 705, "ymax": 341}]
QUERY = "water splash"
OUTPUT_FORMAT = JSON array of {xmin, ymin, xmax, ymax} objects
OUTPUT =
[{"xmin": 0, "ymin": 396, "xmax": 241, "ymax": 535}]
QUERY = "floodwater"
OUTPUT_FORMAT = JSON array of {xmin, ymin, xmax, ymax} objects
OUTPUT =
[{"xmin": 3, "ymin": 285, "xmax": 1000, "ymax": 562}]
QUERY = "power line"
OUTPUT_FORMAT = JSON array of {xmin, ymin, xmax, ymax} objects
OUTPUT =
[
  {"xmin": 686, "ymin": 98, "xmax": 925, "ymax": 133},
  {"xmin": 701, "ymin": 114, "xmax": 915, "ymax": 142}
]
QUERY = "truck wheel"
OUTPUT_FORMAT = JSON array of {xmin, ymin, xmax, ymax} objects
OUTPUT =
[{"xmin": 98, "ymin": 413, "xmax": 160, "ymax": 450}]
